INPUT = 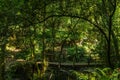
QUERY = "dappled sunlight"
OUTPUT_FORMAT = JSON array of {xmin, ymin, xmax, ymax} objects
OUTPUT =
[
  {"xmin": 6, "ymin": 44, "xmax": 21, "ymax": 52},
  {"xmin": 0, "ymin": 0, "xmax": 120, "ymax": 80}
]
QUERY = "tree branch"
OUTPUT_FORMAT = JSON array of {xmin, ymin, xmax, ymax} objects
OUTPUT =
[{"xmin": 38, "ymin": 14, "xmax": 108, "ymax": 42}]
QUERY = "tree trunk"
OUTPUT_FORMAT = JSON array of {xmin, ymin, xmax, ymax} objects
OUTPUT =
[
  {"xmin": 0, "ymin": 44, "xmax": 6, "ymax": 80},
  {"xmin": 107, "ymin": 16, "xmax": 113, "ymax": 68}
]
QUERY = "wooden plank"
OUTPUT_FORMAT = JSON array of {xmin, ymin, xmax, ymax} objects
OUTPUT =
[
  {"xmin": 15, "ymin": 60, "xmax": 104, "ymax": 68},
  {"xmin": 36, "ymin": 62, "xmax": 104, "ymax": 68}
]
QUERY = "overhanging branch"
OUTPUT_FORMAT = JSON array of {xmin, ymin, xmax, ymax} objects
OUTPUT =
[{"xmin": 38, "ymin": 14, "xmax": 108, "ymax": 42}]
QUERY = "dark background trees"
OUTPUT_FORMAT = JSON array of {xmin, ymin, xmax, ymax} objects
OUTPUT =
[{"xmin": 0, "ymin": 0, "xmax": 120, "ymax": 80}]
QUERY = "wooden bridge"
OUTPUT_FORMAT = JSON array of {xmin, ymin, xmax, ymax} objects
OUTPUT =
[
  {"xmin": 36, "ymin": 62, "xmax": 104, "ymax": 69},
  {"xmin": 37, "ymin": 61, "xmax": 103, "ymax": 66},
  {"xmin": 15, "ymin": 59, "xmax": 104, "ymax": 67}
]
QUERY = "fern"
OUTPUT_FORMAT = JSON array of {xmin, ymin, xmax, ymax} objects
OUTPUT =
[
  {"xmin": 92, "ymin": 68, "xmax": 120, "ymax": 80},
  {"xmin": 69, "ymin": 70, "xmax": 88, "ymax": 80}
]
